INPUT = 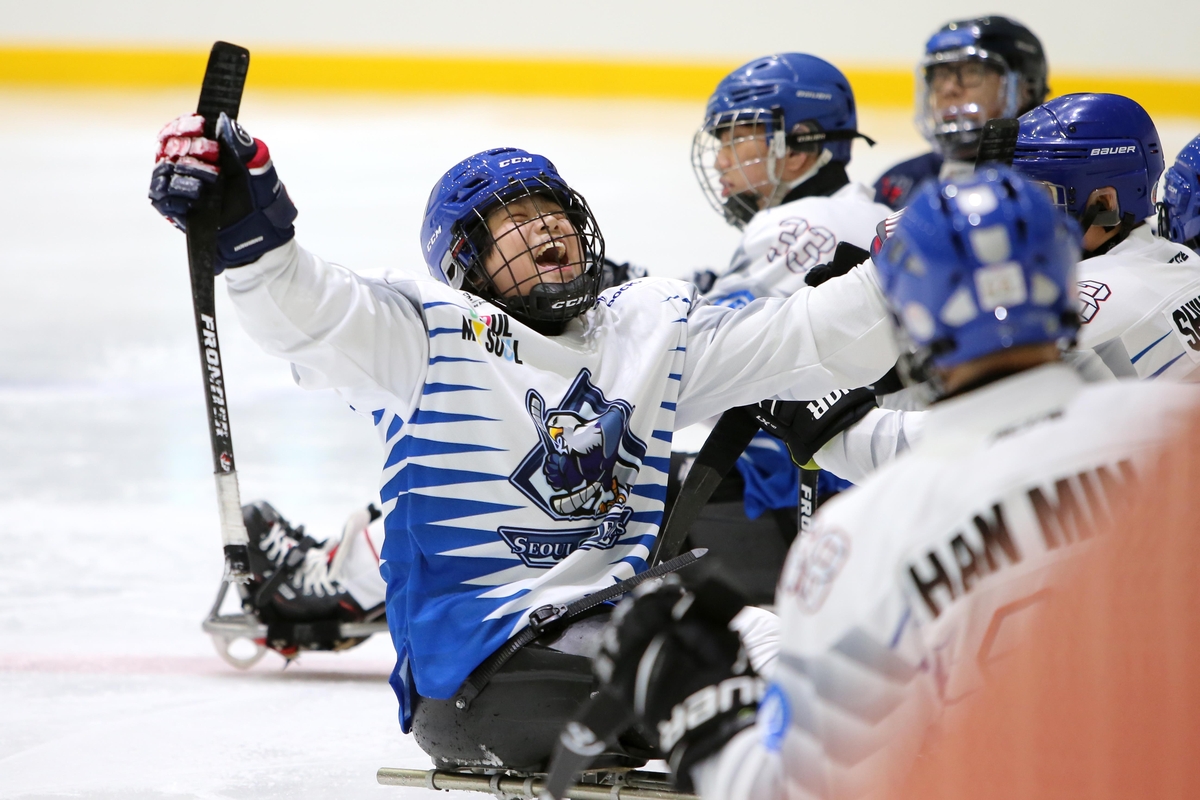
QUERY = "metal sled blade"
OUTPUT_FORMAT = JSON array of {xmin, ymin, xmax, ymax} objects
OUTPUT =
[
  {"xmin": 202, "ymin": 578, "xmax": 388, "ymax": 668},
  {"xmin": 377, "ymin": 767, "xmax": 697, "ymax": 800}
]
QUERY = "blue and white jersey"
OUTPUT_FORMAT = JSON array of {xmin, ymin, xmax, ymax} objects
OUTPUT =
[
  {"xmin": 224, "ymin": 240, "xmax": 897, "ymax": 730},
  {"xmin": 1070, "ymin": 227, "xmax": 1200, "ymax": 382},
  {"xmin": 699, "ymin": 183, "xmax": 891, "ymax": 512}
]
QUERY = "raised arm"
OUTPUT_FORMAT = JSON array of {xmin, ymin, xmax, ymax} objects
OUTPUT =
[{"xmin": 676, "ymin": 264, "xmax": 898, "ymax": 428}]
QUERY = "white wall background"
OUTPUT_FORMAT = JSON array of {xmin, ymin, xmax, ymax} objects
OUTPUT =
[{"xmin": 3, "ymin": 0, "xmax": 1198, "ymax": 77}]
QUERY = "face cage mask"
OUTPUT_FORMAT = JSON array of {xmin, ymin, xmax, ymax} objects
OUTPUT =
[
  {"xmin": 451, "ymin": 185, "xmax": 606, "ymax": 326},
  {"xmin": 916, "ymin": 48, "xmax": 1020, "ymax": 161},
  {"xmin": 692, "ymin": 111, "xmax": 803, "ymax": 229}
]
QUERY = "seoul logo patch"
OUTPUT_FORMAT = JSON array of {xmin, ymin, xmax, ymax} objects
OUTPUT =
[
  {"xmin": 498, "ymin": 508, "xmax": 635, "ymax": 568},
  {"xmin": 511, "ymin": 369, "xmax": 647, "ymax": 522},
  {"xmin": 766, "ymin": 217, "xmax": 837, "ymax": 274}
]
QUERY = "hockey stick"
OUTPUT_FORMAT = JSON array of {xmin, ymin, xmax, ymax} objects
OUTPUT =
[
  {"xmin": 187, "ymin": 42, "xmax": 252, "ymax": 582},
  {"xmin": 647, "ymin": 406, "xmax": 761, "ymax": 567},
  {"xmin": 798, "ymin": 467, "xmax": 818, "ymax": 538},
  {"xmin": 975, "ymin": 118, "xmax": 1020, "ymax": 169}
]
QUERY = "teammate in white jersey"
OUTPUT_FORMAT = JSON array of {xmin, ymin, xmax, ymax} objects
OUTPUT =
[
  {"xmin": 1011, "ymin": 93, "xmax": 1200, "ymax": 382},
  {"xmin": 678, "ymin": 54, "xmax": 891, "ymax": 580},
  {"xmin": 1159, "ymin": 133, "xmax": 1200, "ymax": 253},
  {"xmin": 566, "ymin": 167, "xmax": 1197, "ymax": 799},
  {"xmin": 149, "ymin": 113, "xmax": 899, "ymax": 770}
]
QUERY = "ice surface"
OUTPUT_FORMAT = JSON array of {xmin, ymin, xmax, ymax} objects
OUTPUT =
[{"xmin": 1, "ymin": 87, "xmax": 1195, "ymax": 799}]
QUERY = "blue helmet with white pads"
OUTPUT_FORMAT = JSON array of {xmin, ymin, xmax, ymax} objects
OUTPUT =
[
  {"xmin": 1012, "ymin": 93, "xmax": 1165, "ymax": 230},
  {"xmin": 692, "ymin": 53, "xmax": 872, "ymax": 227},
  {"xmin": 874, "ymin": 166, "xmax": 1081, "ymax": 375},
  {"xmin": 421, "ymin": 147, "xmax": 605, "ymax": 326},
  {"xmin": 1159, "ymin": 134, "xmax": 1200, "ymax": 249}
]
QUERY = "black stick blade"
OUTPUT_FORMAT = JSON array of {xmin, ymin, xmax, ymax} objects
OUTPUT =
[
  {"xmin": 197, "ymin": 42, "xmax": 250, "ymax": 136},
  {"xmin": 975, "ymin": 118, "xmax": 1020, "ymax": 170}
]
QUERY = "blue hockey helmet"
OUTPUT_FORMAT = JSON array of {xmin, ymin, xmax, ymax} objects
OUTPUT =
[
  {"xmin": 421, "ymin": 148, "xmax": 605, "ymax": 326},
  {"xmin": 874, "ymin": 166, "xmax": 1081, "ymax": 375},
  {"xmin": 692, "ymin": 53, "xmax": 873, "ymax": 227},
  {"xmin": 1012, "ymin": 93, "xmax": 1165, "ymax": 230},
  {"xmin": 1159, "ymin": 134, "xmax": 1200, "ymax": 249},
  {"xmin": 917, "ymin": 16, "xmax": 1048, "ymax": 159}
]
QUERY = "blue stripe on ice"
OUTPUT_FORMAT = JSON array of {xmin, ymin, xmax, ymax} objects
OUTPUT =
[
  {"xmin": 423, "ymin": 382, "xmax": 488, "ymax": 395},
  {"xmin": 631, "ymin": 482, "xmax": 668, "ymax": 502},
  {"xmin": 410, "ymin": 409, "xmax": 497, "ymax": 425},
  {"xmin": 1131, "ymin": 332, "xmax": 1171, "ymax": 363},
  {"xmin": 1151, "ymin": 353, "xmax": 1185, "ymax": 378},
  {"xmin": 429, "ymin": 355, "xmax": 484, "ymax": 365},
  {"xmin": 387, "ymin": 463, "xmax": 507, "ymax": 492},
  {"xmin": 614, "ymin": 555, "xmax": 648, "ymax": 573},
  {"xmin": 386, "ymin": 414, "xmax": 403, "ymax": 441},
  {"xmin": 642, "ymin": 455, "xmax": 671, "ymax": 474},
  {"xmin": 622, "ymin": 533, "xmax": 657, "ymax": 550},
  {"xmin": 384, "ymin": 435, "xmax": 506, "ymax": 469},
  {"xmin": 385, "ymin": 489, "xmax": 522, "ymax": 526}
]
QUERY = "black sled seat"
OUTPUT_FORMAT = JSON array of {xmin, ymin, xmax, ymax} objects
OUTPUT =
[{"xmin": 412, "ymin": 643, "xmax": 653, "ymax": 772}]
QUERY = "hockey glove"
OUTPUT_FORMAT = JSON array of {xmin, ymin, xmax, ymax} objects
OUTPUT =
[
  {"xmin": 149, "ymin": 112, "xmax": 297, "ymax": 272},
  {"xmin": 804, "ymin": 241, "xmax": 870, "ymax": 288},
  {"xmin": 747, "ymin": 386, "xmax": 878, "ymax": 469},
  {"xmin": 593, "ymin": 570, "xmax": 764, "ymax": 792}
]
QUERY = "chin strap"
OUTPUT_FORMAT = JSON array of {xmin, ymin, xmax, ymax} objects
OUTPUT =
[{"xmin": 1081, "ymin": 212, "xmax": 1138, "ymax": 260}]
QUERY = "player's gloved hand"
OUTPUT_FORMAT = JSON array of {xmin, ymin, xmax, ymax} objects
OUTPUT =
[
  {"xmin": 543, "ymin": 452, "xmax": 571, "ymax": 490},
  {"xmin": 149, "ymin": 113, "xmax": 220, "ymax": 229},
  {"xmin": 149, "ymin": 112, "xmax": 298, "ymax": 272},
  {"xmin": 593, "ymin": 570, "xmax": 763, "ymax": 791},
  {"xmin": 747, "ymin": 386, "xmax": 878, "ymax": 468},
  {"xmin": 804, "ymin": 241, "xmax": 870, "ymax": 287},
  {"xmin": 599, "ymin": 257, "xmax": 649, "ymax": 291}
]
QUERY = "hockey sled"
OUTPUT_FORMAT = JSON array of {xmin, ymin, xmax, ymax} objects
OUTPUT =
[
  {"xmin": 376, "ymin": 767, "xmax": 696, "ymax": 800},
  {"xmin": 203, "ymin": 577, "xmax": 388, "ymax": 668}
]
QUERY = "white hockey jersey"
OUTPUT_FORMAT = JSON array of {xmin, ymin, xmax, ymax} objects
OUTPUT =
[
  {"xmin": 1070, "ymin": 226, "xmax": 1200, "ymax": 382},
  {"xmin": 706, "ymin": 183, "xmax": 892, "ymax": 307},
  {"xmin": 696, "ymin": 363, "xmax": 1197, "ymax": 799},
  {"xmin": 223, "ymin": 240, "xmax": 897, "ymax": 729}
]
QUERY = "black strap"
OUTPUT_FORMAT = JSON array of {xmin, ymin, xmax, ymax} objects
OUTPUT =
[
  {"xmin": 648, "ymin": 407, "xmax": 762, "ymax": 567},
  {"xmin": 780, "ymin": 161, "xmax": 851, "ymax": 205},
  {"xmin": 452, "ymin": 548, "xmax": 708, "ymax": 711}
]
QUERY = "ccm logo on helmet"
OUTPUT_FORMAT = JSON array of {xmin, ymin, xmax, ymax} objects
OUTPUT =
[
  {"xmin": 551, "ymin": 294, "xmax": 592, "ymax": 310},
  {"xmin": 499, "ymin": 157, "xmax": 534, "ymax": 168},
  {"xmin": 426, "ymin": 225, "xmax": 441, "ymax": 252},
  {"xmin": 1090, "ymin": 146, "xmax": 1137, "ymax": 156}
]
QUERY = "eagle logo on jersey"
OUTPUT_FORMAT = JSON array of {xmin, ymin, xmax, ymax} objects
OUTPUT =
[{"xmin": 511, "ymin": 369, "xmax": 647, "ymax": 523}]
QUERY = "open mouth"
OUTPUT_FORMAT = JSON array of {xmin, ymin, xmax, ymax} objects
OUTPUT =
[{"xmin": 534, "ymin": 240, "xmax": 570, "ymax": 269}]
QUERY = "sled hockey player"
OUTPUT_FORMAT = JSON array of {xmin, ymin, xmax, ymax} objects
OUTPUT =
[
  {"xmin": 672, "ymin": 53, "xmax": 892, "ymax": 588},
  {"xmin": 1012, "ymin": 93, "xmax": 1200, "ymax": 382},
  {"xmin": 563, "ymin": 167, "xmax": 1199, "ymax": 799},
  {"xmin": 874, "ymin": 15, "xmax": 1049, "ymax": 211},
  {"xmin": 148, "ymin": 111, "xmax": 900, "ymax": 770},
  {"xmin": 1159, "ymin": 133, "xmax": 1200, "ymax": 252}
]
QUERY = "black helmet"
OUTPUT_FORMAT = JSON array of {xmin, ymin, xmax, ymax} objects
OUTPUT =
[{"xmin": 918, "ymin": 16, "xmax": 1049, "ymax": 159}]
